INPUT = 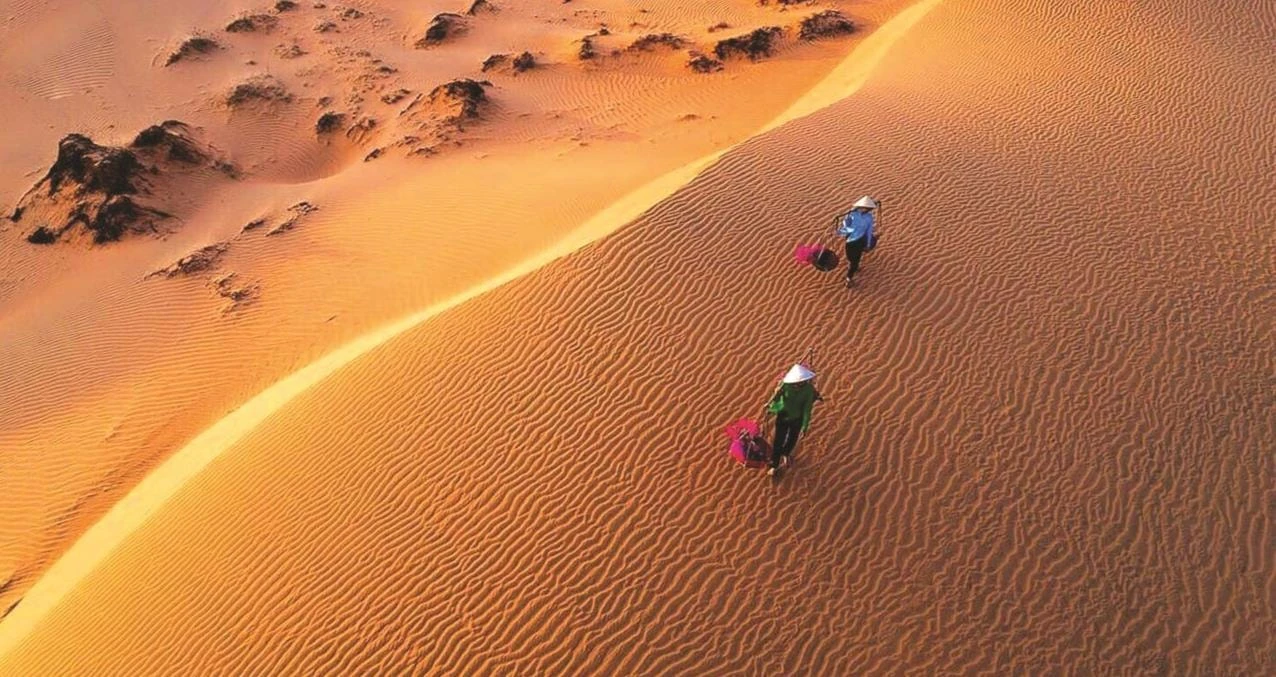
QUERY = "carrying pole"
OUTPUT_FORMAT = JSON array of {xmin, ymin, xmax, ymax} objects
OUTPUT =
[{"xmin": 875, "ymin": 198, "xmax": 883, "ymax": 246}]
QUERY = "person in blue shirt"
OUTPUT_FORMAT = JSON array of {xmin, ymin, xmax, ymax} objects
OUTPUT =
[{"xmin": 835, "ymin": 196, "xmax": 879, "ymax": 286}]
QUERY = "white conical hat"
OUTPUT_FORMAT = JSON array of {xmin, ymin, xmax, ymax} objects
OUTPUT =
[
  {"xmin": 852, "ymin": 196, "xmax": 878, "ymax": 210},
  {"xmin": 782, "ymin": 364, "xmax": 815, "ymax": 383}
]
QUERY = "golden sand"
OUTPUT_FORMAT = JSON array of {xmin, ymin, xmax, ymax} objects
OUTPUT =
[{"xmin": 1, "ymin": 0, "xmax": 1272, "ymax": 672}]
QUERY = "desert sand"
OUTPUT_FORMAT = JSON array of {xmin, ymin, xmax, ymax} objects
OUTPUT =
[{"xmin": 1, "ymin": 0, "xmax": 1273, "ymax": 673}]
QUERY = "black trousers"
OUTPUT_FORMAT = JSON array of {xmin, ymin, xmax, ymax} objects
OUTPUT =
[
  {"xmin": 844, "ymin": 236, "xmax": 868, "ymax": 280},
  {"xmin": 771, "ymin": 416, "xmax": 802, "ymax": 467}
]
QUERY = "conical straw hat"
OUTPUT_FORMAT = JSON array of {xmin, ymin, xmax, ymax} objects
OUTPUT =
[
  {"xmin": 852, "ymin": 196, "xmax": 878, "ymax": 210},
  {"xmin": 782, "ymin": 364, "xmax": 815, "ymax": 383}
]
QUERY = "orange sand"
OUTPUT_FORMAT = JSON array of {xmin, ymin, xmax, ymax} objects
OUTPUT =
[
  {"xmin": 1, "ymin": 0, "xmax": 896, "ymax": 616},
  {"xmin": 1, "ymin": 0, "xmax": 1273, "ymax": 673}
]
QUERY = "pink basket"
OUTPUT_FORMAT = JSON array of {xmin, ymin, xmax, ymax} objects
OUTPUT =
[
  {"xmin": 725, "ymin": 418, "xmax": 771, "ymax": 468},
  {"xmin": 793, "ymin": 244, "xmax": 839, "ymax": 271}
]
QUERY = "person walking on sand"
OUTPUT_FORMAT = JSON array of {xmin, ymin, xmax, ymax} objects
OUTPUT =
[
  {"xmin": 764, "ymin": 364, "xmax": 822, "ymax": 476},
  {"xmin": 836, "ymin": 196, "xmax": 880, "ymax": 287}
]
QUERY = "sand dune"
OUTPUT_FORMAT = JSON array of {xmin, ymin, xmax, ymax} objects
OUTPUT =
[
  {"xmin": 2, "ymin": 0, "xmax": 1274, "ymax": 673},
  {"xmin": 0, "ymin": 0, "xmax": 887, "ymax": 619},
  {"xmin": 4, "ymin": 6, "xmax": 114, "ymax": 101},
  {"xmin": 0, "ymin": 4, "xmax": 941, "ymax": 655}
]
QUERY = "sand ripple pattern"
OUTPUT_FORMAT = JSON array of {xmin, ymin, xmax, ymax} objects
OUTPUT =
[
  {"xmin": 1, "ymin": 2, "xmax": 115, "ymax": 101},
  {"xmin": 3, "ymin": 0, "xmax": 1275, "ymax": 673}
]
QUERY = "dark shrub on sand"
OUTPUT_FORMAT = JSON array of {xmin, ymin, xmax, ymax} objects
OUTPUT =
[
  {"xmin": 578, "ymin": 35, "xmax": 597, "ymax": 60},
  {"xmin": 416, "ymin": 13, "xmax": 464, "ymax": 47},
  {"xmin": 152, "ymin": 243, "xmax": 228, "ymax": 277},
  {"xmin": 165, "ymin": 35, "xmax": 219, "ymax": 66},
  {"xmin": 14, "ymin": 124, "xmax": 237, "ymax": 243},
  {"xmin": 226, "ymin": 13, "xmax": 276, "ymax": 33},
  {"xmin": 226, "ymin": 75, "xmax": 291, "ymax": 106},
  {"xmin": 481, "ymin": 54, "xmax": 508, "ymax": 71},
  {"xmin": 798, "ymin": 10, "xmax": 855, "ymax": 40},
  {"xmin": 315, "ymin": 111, "xmax": 346, "ymax": 134},
  {"xmin": 714, "ymin": 26, "xmax": 782, "ymax": 60},
  {"xmin": 628, "ymin": 33, "xmax": 685, "ymax": 51},
  {"xmin": 687, "ymin": 52, "xmax": 724, "ymax": 73},
  {"xmin": 512, "ymin": 51, "xmax": 536, "ymax": 71},
  {"xmin": 26, "ymin": 226, "xmax": 57, "ymax": 244},
  {"xmin": 428, "ymin": 79, "xmax": 487, "ymax": 119},
  {"xmin": 85, "ymin": 196, "xmax": 164, "ymax": 243},
  {"xmin": 483, "ymin": 52, "xmax": 535, "ymax": 72},
  {"xmin": 130, "ymin": 121, "xmax": 209, "ymax": 164},
  {"xmin": 381, "ymin": 88, "xmax": 411, "ymax": 104},
  {"xmin": 47, "ymin": 134, "xmax": 142, "ymax": 196}
]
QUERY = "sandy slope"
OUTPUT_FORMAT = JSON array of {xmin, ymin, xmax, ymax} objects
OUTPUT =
[
  {"xmin": 0, "ymin": 0, "xmax": 889, "ymax": 616},
  {"xmin": 2, "ymin": 0, "xmax": 1275, "ymax": 673}
]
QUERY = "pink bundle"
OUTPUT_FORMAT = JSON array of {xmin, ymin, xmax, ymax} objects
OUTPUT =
[
  {"xmin": 724, "ymin": 417, "xmax": 762, "ymax": 440},
  {"xmin": 793, "ymin": 243, "xmax": 839, "ymax": 271},
  {"xmin": 725, "ymin": 418, "xmax": 770, "ymax": 468},
  {"xmin": 793, "ymin": 244, "xmax": 823, "ymax": 265}
]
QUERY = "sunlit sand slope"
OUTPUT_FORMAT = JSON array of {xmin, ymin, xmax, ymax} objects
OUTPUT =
[
  {"xmin": 0, "ymin": 0, "xmax": 897, "ymax": 614},
  {"xmin": 3, "ymin": 0, "xmax": 1274, "ymax": 673}
]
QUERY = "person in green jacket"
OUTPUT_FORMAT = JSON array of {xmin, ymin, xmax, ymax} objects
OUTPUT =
[{"xmin": 764, "ymin": 364, "xmax": 823, "ymax": 475}]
